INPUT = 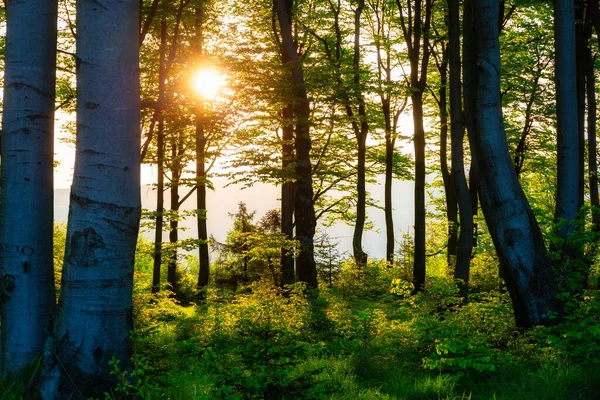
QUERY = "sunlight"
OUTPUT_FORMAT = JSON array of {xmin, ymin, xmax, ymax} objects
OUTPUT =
[{"xmin": 192, "ymin": 68, "xmax": 223, "ymax": 99}]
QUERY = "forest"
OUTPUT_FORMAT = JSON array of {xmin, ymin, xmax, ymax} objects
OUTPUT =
[{"xmin": 1, "ymin": 0, "xmax": 600, "ymax": 398}]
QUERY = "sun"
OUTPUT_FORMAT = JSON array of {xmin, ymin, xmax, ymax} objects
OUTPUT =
[{"xmin": 192, "ymin": 69, "xmax": 222, "ymax": 99}]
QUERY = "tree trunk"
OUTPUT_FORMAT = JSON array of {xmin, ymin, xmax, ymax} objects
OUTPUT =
[
  {"xmin": 274, "ymin": 0, "xmax": 318, "ymax": 288},
  {"xmin": 168, "ymin": 140, "xmax": 182, "ymax": 293},
  {"xmin": 472, "ymin": 0, "xmax": 561, "ymax": 327},
  {"xmin": 396, "ymin": 0, "xmax": 432, "ymax": 292},
  {"xmin": 575, "ymin": 2, "xmax": 586, "ymax": 212},
  {"xmin": 587, "ymin": 38, "xmax": 600, "ymax": 232},
  {"xmin": 152, "ymin": 20, "xmax": 167, "ymax": 294},
  {"xmin": 277, "ymin": 1, "xmax": 295, "ymax": 286},
  {"xmin": 196, "ymin": 104, "xmax": 210, "ymax": 288},
  {"xmin": 281, "ymin": 103, "xmax": 295, "ymax": 286},
  {"xmin": 351, "ymin": 0, "xmax": 369, "ymax": 267},
  {"xmin": 554, "ymin": 0, "xmax": 580, "ymax": 253},
  {"xmin": 438, "ymin": 49, "xmax": 458, "ymax": 268},
  {"xmin": 384, "ymin": 111, "xmax": 395, "ymax": 264},
  {"xmin": 448, "ymin": 0, "xmax": 473, "ymax": 297},
  {"xmin": 41, "ymin": 1, "xmax": 141, "ymax": 397},
  {"xmin": 463, "ymin": 0, "xmax": 479, "ymax": 251},
  {"xmin": 0, "ymin": 0, "xmax": 57, "ymax": 375},
  {"xmin": 412, "ymin": 90, "xmax": 426, "ymax": 292},
  {"xmin": 195, "ymin": 7, "xmax": 210, "ymax": 289}
]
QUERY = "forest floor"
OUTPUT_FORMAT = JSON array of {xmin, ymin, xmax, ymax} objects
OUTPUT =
[
  {"xmin": 124, "ymin": 258, "xmax": 600, "ymax": 400},
  {"xmin": 3, "ymin": 253, "xmax": 600, "ymax": 399}
]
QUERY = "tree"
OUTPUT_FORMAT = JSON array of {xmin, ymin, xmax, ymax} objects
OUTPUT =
[
  {"xmin": 448, "ymin": 0, "xmax": 472, "ymax": 296},
  {"xmin": 469, "ymin": 0, "xmax": 561, "ymax": 327},
  {"xmin": 0, "ymin": 0, "xmax": 58, "ymax": 374},
  {"xmin": 396, "ymin": 0, "xmax": 433, "ymax": 292},
  {"xmin": 152, "ymin": 20, "xmax": 168, "ymax": 294},
  {"xmin": 195, "ymin": 5, "xmax": 211, "ymax": 289},
  {"xmin": 553, "ymin": 0, "xmax": 581, "ymax": 269},
  {"xmin": 41, "ymin": 0, "xmax": 141, "ymax": 397},
  {"xmin": 274, "ymin": 0, "xmax": 318, "ymax": 288},
  {"xmin": 366, "ymin": 0, "xmax": 409, "ymax": 265}
]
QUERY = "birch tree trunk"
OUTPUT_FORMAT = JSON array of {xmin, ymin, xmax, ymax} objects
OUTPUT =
[
  {"xmin": 472, "ymin": 0, "xmax": 561, "ymax": 327},
  {"xmin": 0, "ymin": 0, "xmax": 57, "ymax": 374},
  {"xmin": 41, "ymin": 0, "xmax": 141, "ymax": 397}
]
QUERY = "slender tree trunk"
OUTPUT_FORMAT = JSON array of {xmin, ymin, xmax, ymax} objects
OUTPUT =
[
  {"xmin": 463, "ymin": 0, "xmax": 479, "ymax": 251},
  {"xmin": 0, "ymin": 0, "xmax": 57, "ymax": 375},
  {"xmin": 384, "ymin": 106, "xmax": 396, "ymax": 264},
  {"xmin": 196, "ymin": 103, "xmax": 210, "ymax": 288},
  {"xmin": 448, "ymin": 0, "xmax": 472, "ymax": 297},
  {"xmin": 152, "ymin": 20, "xmax": 167, "ymax": 294},
  {"xmin": 472, "ymin": 0, "xmax": 561, "ymax": 327},
  {"xmin": 554, "ymin": 0, "xmax": 580, "ymax": 249},
  {"xmin": 274, "ymin": 0, "xmax": 318, "ymax": 288},
  {"xmin": 281, "ymin": 104, "xmax": 295, "ymax": 285},
  {"xmin": 41, "ymin": 1, "xmax": 141, "ymax": 397},
  {"xmin": 351, "ymin": 0, "xmax": 369, "ymax": 267},
  {"xmin": 397, "ymin": 0, "xmax": 432, "ymax": 292},
  {"xmin": 575, "ymin": 2, "xmax": 586, "ymax": 212},
  {"xmin": 195, "ymin": 7, "xmax": 210, "ymax": 289},
  {"xmin": 587, "ymin": 41, "xmax": 600, "ymax": 232},
  {"xmin": 438, "ymin": 50, "xmax": 459, "ymax": 268},
  {"xmin": 412, "ymin": 91, "xmax": 426, "ymax": 292},
  {"xmin": 277, "ymin": 1, "xmax": 295, "ymax": 285},
  {"xmin": 168, "ymin": 141, "xmax": 182, "ymax": 293}
]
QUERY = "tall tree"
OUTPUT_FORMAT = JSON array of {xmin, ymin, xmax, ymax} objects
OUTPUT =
[
  {"xmin": 587, "ymin": 26, "xmax": 599, "ymax": 233},
  {"xmin": 274, "ymin": 0, "xmax": 318, "ymax": 288},
  {"xmin": 448, "ymin": 0, "xmax": 472, "ymax": 296},
  {"xmin": 152, "ymin": 20, "xmax": 168, "ymax": 293},
  {"xmin": 195, "ymin": 5, "xmax": 211, "ymax": 289},
  {"xmin": 349, "ymin": 0, "xmax": 369, "ymax": 267},
  {"xmin": 470, "ymin": 0, "xmax": 561, "ymax": 327},
  {"xmin": 273, "ymin": 0, "xmax": 296, "ymax": 286},
  {"xmin": 396, "ymin": 0, "xmax": 433, "ymax": 291},
  {"xmin": 366, "ymin": 0, "xmax": 408, "ymax": 265},
  {"xmin": 553, "ymin": 0, "xmax": 581, "ymax": 279},
  {"xmin": 41, "ymin": 0, "xmax": 141, "ymax": 397},
  {"xmin": 0, "ymin": 0, "xmax": 58, "ymax": 374}
]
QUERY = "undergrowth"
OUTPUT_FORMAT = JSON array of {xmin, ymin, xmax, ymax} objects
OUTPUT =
[{"xmin": 2, "ymin": 257, "xmax": 600, "ymax": 399}]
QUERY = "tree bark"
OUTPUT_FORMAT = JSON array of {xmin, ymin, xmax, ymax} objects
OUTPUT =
[
  {"xmin": 448, "ymin": 0, "xmax": 473, "ymax": 297},
  {"xmin": 472, "ymin": 0, "xmax": 561, "ymax": 328},
  {"xmin": 276, "ymin": 0, "xmax": 295, "ymax": 286},
  {"xmin": 196, "ymin": 7, "xmax": 210, "ymax": 288},
  {"xmin": 351, "ymin": 0, "xmax": 369, "ymax": 267},
  {"xmin": 152, "ymin": 20, "xmax": 167, "ymax": 294},
  {"xmin": 463, "ymin": 0, "xmax": 479, "ymax": 250},
  {"xmin": 554, "ymin": 0, "xmax": 580, "ymax": 253},
  {"xmin": 437, "ymin": 48, "xmax": 459, "ymax": 268},
  {"xmin": 274, "ymin": 0, "xmax": 318, "ymax": 288},
  {"xmin": 0, "ymin": 0, "xmax": 57, "ymax": 375},
  {"xmin": 587, "ymin": 37, "xmax": 600, "ymax": 232},
  {"xmin": 41, "ymin": 0, "xmax": 141, "ymax": 397},
  {"xmin": 168, "ymin": 140, "xmax": 182, "ymax": 293},
  {"xmin": 396, "ymin": 0, "xmax": 432, "ymax": 292},
  {"xmin": 281, "ymin": 103, "xmax": 295, "ymax": 286}
]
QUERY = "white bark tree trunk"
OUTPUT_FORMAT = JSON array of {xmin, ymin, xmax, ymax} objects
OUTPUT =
[
  {"xmin": 473, "ymin": 0, "xmax": 561, "ymax": 327},
  {"xmin": 1, "ymin": 0, "xmax": 57, "ymax": 374},
  {"xmin": 40, "ymin": 0, "xmax": 141, "ymax": 397}
]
